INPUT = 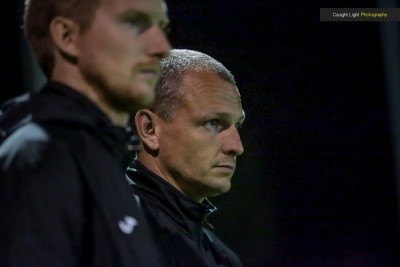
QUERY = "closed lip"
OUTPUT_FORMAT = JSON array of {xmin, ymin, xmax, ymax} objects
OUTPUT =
[
  {"xmin": 214, "ymin": 163, "xmax": 235, "ymax": 170},
  {"xmin": 139, "ymin": 68, "xmax": 159, "ymax": 76},
  {"xmin": 138, "ymin": 63, "xmax": 160, "ymax": 74}
]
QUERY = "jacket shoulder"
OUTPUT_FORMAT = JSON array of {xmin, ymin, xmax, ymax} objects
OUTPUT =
[
  {"xmin": 0, "ymin": 122, "xmax": 50, "ymax": 170},
  {"xmin": 0, "ymin": 93, "xmax": 32, "ymax": 141}
]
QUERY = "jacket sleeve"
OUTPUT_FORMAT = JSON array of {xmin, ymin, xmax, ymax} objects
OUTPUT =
[{"xmin": 0, "ymin": 123, "xmax": 86, "ymax": 267}]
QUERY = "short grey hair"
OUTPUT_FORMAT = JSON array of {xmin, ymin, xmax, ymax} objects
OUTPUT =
[{"xmin": 152, "ymin": 49, "xmax": 236, "ymax": 121}]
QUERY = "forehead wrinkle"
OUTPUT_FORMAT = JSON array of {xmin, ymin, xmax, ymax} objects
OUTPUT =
[
  {"xmin": 185, "ymin": 93, "xmax": 244, "ymax": 120},
  {"xmin": 214, "ymin": 88, "xmax": 242, "ymax": 104},
  {"xmin": 185, "ymin": 77, "xmax": 241, "ymax": 101},
  {"xmin": 180, "ymin": 70, "xmax": 243, "ymax": 116}
]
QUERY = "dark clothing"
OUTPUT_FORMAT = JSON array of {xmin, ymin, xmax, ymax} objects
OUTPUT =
[
  {"xmin": 0, "ymin": 82, "xmax": 162, "ymax": 267},
  {"xmin": 0, "ymin": 92, "xmax": 31, "ymax": 142},
  {"xmin": 126, "ymin": 161, "xmax": 243, "ymax": 267}
]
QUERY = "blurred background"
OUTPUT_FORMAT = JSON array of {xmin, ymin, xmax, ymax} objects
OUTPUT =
[{"xmin": 1, "ymin": 0, "xmax": 399, "ymax": 266}]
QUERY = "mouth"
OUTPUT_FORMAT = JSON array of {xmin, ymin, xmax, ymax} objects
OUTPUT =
[
  {"xmin": 214, "ymin": 163, "xmax": 236, "ymax": 171},
  {"xmin": 138, "ymin": 66, "xmax": 160, "ymax": 81},
  {"xmin": 139, "ymin": 69, "xmax": 159, "ymax": 77}
]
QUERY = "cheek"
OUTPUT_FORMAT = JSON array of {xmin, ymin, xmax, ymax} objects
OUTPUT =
[
  {"xmin": 88, "ymin": 31, "xmax": 137, "ymax": 61},
  {"xmin": 160, "ymin": 134, "xmax": 193, "ymax": 162},
  {"xmin": 182, "ymin": 142, "xmax": 215, "ymax": 171},
  {"xmin": 161, "ymin": 128, "xmax": 216, "ymax": 164}
]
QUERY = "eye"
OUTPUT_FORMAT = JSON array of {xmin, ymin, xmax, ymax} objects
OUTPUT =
[
  {"xmin": 204, "ymin": 119, "xmax": 223, "ymax": 133},
  {"xmin": 124, "ymin": 16, "xmax": 152, "ymax": 34},
  {"xmin": 205, "ymin": 119, "xmax": 218, "ymax": 128}
]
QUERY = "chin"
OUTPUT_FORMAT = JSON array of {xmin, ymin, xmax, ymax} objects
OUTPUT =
[
  {"xmin": 210, "ymin": 182, "xmax": 232, "ymax": 196},
  {"xmin": 140, "ymin": 94, "xmax": 155, "ymax": 108},
  {"xmin": 127, "ymin": 92, "xmax": 155, "ymax": 110},
  {"xmin": 131, "ymin": 87, "xmax": 155, "ymax": 108}
]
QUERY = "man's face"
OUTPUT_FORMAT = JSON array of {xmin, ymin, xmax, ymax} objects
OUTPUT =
[
  {"xmin": 76, "ymin": 0, "xmax": 171, "ymax": 112},
  {"xmin": 157, "ymin": 70, "xmax": 245, "ymax": 202}
]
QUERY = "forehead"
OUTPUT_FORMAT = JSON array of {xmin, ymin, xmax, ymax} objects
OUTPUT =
[
  {"xmin": 100, "ymin": 0, "xmax": 168, "ymax": 20},
  {"xmin": 180, "ymin": 70, "xmax": 244, "ymax": 117}
]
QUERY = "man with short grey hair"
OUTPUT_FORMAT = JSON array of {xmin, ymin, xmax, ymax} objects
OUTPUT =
[{"xmin": 127, "ymin": 49, "xmax": 244, "ymax": 267}]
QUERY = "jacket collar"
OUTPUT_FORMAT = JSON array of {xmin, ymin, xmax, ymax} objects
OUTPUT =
[
  {"xmin": 35, "ymin": 81, "xmax": 114, "ymax": 128},
  {"xmin": 126, "ymin": 161, "xmax": 217, "ymax": 236},
  {"xmin": 34, "ymin": 81, "xmax": 133, "ymax": 167}
]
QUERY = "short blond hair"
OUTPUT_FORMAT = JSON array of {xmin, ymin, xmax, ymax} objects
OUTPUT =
[{"xmin": 23, "ymin": 0, "xmax": 100, "ymax": 77}]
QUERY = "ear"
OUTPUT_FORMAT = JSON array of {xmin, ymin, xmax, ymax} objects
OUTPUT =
[
  {"xmin": 134, "ymin": 109, "xmax": 160, "ymax": 151},
  {"xmin": 49, "ymin": 16, "xmax": 80, "ymax": 59}
]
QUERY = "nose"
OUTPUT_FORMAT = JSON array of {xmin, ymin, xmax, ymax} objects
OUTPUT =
[
  {"xmin": 146, "ymin": 26, "xmax": 171, "ymax": 60},
  {"xmin": 221, "ymin": 127, "xmax": 244, "ymax": 156}
]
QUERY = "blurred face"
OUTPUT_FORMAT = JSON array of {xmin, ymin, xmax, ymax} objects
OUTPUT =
[
  {"xmin": 76, "ymin": 0, "xmax": 171, "ymax": 112},
  {"xmin": 156, "ymin": 70, "xmax": 245, "ymax": 202}
]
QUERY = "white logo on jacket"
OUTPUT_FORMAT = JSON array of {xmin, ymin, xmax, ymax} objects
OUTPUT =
[{"xmin": 118, "ymin": 216, "xmax": 138, "ymax": 234}]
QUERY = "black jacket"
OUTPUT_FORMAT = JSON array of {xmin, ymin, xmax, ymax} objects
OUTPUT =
[
  {"xmin": 0, "ymin": 82, "xmax": 163, "ymax": 267},
  {"xmin": 126, "ymin": 161, "xmax": 243, "ymax": 267}
]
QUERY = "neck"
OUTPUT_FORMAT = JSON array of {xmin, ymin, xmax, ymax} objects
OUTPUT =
[{"xmin": 52, "ymin": 65, "xmax": 129, "ymax": 127}]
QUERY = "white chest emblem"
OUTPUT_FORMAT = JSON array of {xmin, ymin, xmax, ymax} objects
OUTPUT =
[{"xmin": 118, "ymin": 216, "xmax": 138, "ymax": 234}]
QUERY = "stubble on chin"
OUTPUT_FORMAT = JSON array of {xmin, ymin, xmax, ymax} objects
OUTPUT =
[{"xmin": 105, "ymin": 85, "xmax": 155, "ymax": 114}]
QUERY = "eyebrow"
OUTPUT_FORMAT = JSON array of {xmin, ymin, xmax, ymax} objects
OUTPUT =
[
  {"xmin": 119, "ymin": 9, "xmax": 146, "ymax": 20},
  {"xmin": 214, "ymin": 112, "xmax": 246, "ymax": 124}
]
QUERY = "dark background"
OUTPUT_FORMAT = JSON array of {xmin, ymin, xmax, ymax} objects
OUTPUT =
[{"xmin": 1, "ymin": 1, "xmax": 400, "ymax": 266}]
